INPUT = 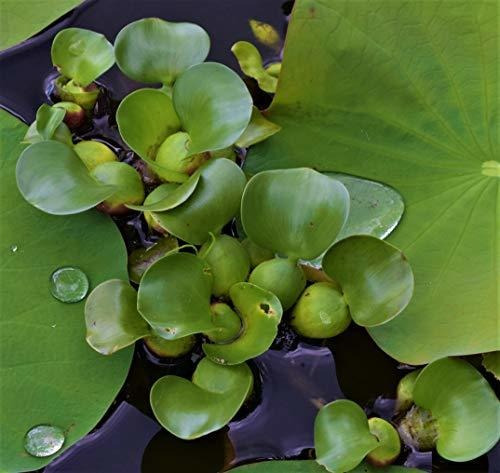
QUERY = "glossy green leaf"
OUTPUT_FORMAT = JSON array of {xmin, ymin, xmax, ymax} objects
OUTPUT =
[
  {"xmin": 203, "ymin": 282, "xmax": 282, "ymax": 365},
  {"xmin": 413, "ymin": 357, "xmax": 500, "ymax": 462},
  {"xmin": 150, "ymin": 358, "xmax": 252, "ymax": 439},
  {"xmin": 16, "ymin": 140, "xmax": 115, "ymax": 215},
  {"xmin": 116, "ymin": 88, "xmax": 181, "ymax": 173},
  {"xmin": 367, "ymin": 418, "xmax": 401, "ymax": 467},
  {"xmin": 246, "ymin": 0, "xmax": 499, "ymax": 364},
  {"xmin": 199, "ymin": 235, "xmax": 250, "ymax": 297},
  {"xmin": 0, "ymin": 109, "xmax": 131, "ymax": 472},
  {"xmin": 232, "ymin": 41, "xmax": 278, "ymax": 93},
  {"xmin": 51, "ymin": 27, "xmax": 114, "ymax": 87},
  {"xmin": 323, "ymin": 236, "xmax": 414, "ymax": 327},
  {"xmin": 205, "ymin": 303, "xmax": 242, "ymax": 344},
  {"xmin": 85, "ymin": 279, "xmax": 150, "ymax": 355},
  {"xmin": 128, "ymin": 236, "xmax": 179, "ymax": 284},
  {"xmin": 229, "ymin": 461, "xmax": 423, "ymax": 473},
  {"xmin": 241, "ymin": 168, "xmax": 349, "ymax": 260},
  {"xmin": 328, "ymin": 173, "xmax": 405, "ymax": 241},
  {"xmin": 152, "ymin": 158, "xmax": 246, "ymax": 244},
  {"xmin": 315, "ymin": 400, "xmax": 378, "ymax": 473},
  {"xmin": 236, "ymin": 107, "xmax": 281, "ymax": 148},
  {"xmin": 172, "ymin": 62, "xmax": 253, "ymax": 155},
  {"xmin": 35, "ymin": 104, "xmax": 65, "ymax": 140},
  {"xmin": 114, "ymin": 18, "xmax": 210, "ymax": 85},
  {"xmin": 137, "ymin": 253, "xmax": 213, "ymax": 339},
  {"xmin": 23, "ymin": 120, "xmax": 72, "ymax": 147},
  {"xmin": 127, "ymin": 171, "xmax": 200, "ymax": 212},
  {"xmin": 482, "ymin": 352, "xmax": 500, "ymax": 380}
]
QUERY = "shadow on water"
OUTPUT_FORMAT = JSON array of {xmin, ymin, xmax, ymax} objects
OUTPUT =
[{"xmin": 0, "ymin": 1, "xmax": 496, "ymax": 472}]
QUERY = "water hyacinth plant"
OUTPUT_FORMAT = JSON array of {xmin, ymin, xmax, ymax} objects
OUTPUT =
[{"xmin": 1, "ymin": 1, "xmax": 498, "ymax": 472}]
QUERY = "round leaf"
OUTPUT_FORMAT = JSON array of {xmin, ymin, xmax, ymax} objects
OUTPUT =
[
  {"xmin": 137, "ymin": 253, "xmax": 213, "ymax": 339},
  {"xmin": 51, "ymin": 27, "xmax": 114, "ymax": 87},
  {"xmin": 85, "ymin": 279, "xmax": 150, "ymax": 355},
  {"xmin": 114, "ymin": 18, "xmax": 210, "ymax": 85},
  {"xmin": 203, "ymin": 282, "xmax": 282, "ymax": 365},
  {"xmin": 152, "ymin": 158, "xmax": 246, "ymax": 244},
  {"xmin": 241, "ymin": 168, "xmax": 350, "ymax": 260},
  {"xmin": 323, "ymin": 236, "xmax": 414, "ymax": 327},
  {"xmin": 16, "ymin": 141, "xmax": 115, "ymax": 215},
  {"xmin": 314, "ymin": 399, "xmax": 378, "ymax": 473},
  {"xmin": 413, "ymin": 357, "xmax": 500, "ymax": 462},
  {"xmin": 150, "ymin": 358, "xmax": 252, "ymax": 439},
  {"xmin": 116, "ymin": 88, "xmax": 181, "ymax": 163},
  {"xmin": 0, "ymin": 108, "xmax": 131, "ymax": 472},
  {"xmin": 172, "ymin": 62, "xmax": 253, "ymax": 155}
]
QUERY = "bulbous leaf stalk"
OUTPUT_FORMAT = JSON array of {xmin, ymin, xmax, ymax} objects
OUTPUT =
[
  {"xmin": 144, "ymin": 334, "xmax": 196, "ymax": 358},
  {"xmin": 367, "ymin": 418, "xmax": 401, "ymax": 466},
  {"xmin": 398, "ymin": 405, "xmax": 438, "ymax": 452}
]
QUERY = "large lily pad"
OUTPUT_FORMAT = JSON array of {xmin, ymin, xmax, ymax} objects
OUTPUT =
[
  {"xmin": 246, "ymin": 0, "xmax": 499, "ymax": 364},
  {"xmin": 0, "ymin": 110, "xmax": 132, "ymax": 472}
]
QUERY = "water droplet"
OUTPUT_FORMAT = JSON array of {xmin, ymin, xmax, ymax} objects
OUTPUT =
[
  {"xmin": 24, "ymin": 425, "xmax": 65, "ymax": 457},
  {"xmin": 10, "ymin": 245, "xmax": 18, "ymax": 253},
  {"xmin": 50, "ymin": 267, "xmax": 89, "ymax": 303}
]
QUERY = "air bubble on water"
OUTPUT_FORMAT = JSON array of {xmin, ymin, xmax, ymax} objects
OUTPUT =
[
  {"xmin": 10, "ymin": 245, "xmax": 18, "ymax": 253},
  {"xmin": 49, "ymin": 266, "xmax": 89, "ymax": 303},
  {"xmin": 24, "ymin": 425, "xmax": 65, "ymax": 457}
]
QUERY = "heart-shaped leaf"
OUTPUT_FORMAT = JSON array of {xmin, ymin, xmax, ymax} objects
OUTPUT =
[
  {"xmin": 35, "ymin": 104, "xmax": 65, "ymax": 140},
  {"xmin": 137, "ymin": 253, "xmax": 213, "ymax": 339},
  {"xmin": 203, "ymin": 282, "xmax": 282, "ymax": 365},
  {"xmin": 314, "ymin": 400, "xmax": 378, "ymax": 473},
  {"xmin": 413, "ymin": 357, "xmax": 500, "ymax": 462},
  {"xmin": 241, "ymin": 168, "xmax": 350, "ymax": 260},
  {"xmin": 116, "ymin": 87, "xmax": 181, "ymax": 166},
  {"xmin": 85, "ymin": 279, "xmax": 150, "ymax": 355},
  {"xmin": 236, "ymin": 106, "xmax": 281, "ymax": 148},
  {"xmin": 0, "ymin": 109, "xmax": 132, "ymax": 472},
  {"xmin": 51, "ymin": 27, "xmax": 114, "ymax": 87},
  {"xmin": 245, "ymin": 0, "xmax": 499, "ymax": 364},
  {"xmin": 114, "ymin": 18, "xmax": 210, "ymax": 85},
  {"xmin": 172, "ymin": 62, "xmax": 253, "ymax": 155},
  {"xmin": 127, "ymin": 171, "xmax": 200, "ymax": 212},
  {"xmin": 231, "ymin": 41, "xmax": 278, "ymax": 93},
  {"xmin": 151, "ymin": 158, "xmax": 246, "ymax": 244},
  {"xmin": 323, "ymin": 236, "xmax": 413, "ymax": 327},
  {"xmin": 150, "ymin": 357, "xmax": 253, "ymax": 439},
  {"xmin": 16, "ymin": 140, "xmax": 115, "ymax": 215}
]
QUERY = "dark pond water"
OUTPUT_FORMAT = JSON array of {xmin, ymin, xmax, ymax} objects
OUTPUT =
[{"xmin": 0, "ymin": 1, "xmax": 497, "ymax": 472}]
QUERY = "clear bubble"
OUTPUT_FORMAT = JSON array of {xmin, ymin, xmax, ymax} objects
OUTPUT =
[
  {"xmin": 50, "ymin": 266, "xmax": 89, "ymax": 303},
  {"xmin": 24, "ymin": 425, "xmax": 65, "ymax": 457},
  {"xmin": 10, "ymin": 245, "xmax": 18, "ymax": 253}
]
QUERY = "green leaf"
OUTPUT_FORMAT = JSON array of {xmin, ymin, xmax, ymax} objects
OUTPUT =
[
  {"xmin": 236, "ymin": 107, "xmax": 281, "ymax": 148},
  {"xmin": 241, "ymin": 168, "xmax": 349, "ymax": 260},
  {"xmin": 413, "ymin": 357, "xmax": 500, "ymax": 462},
  {"xmin": 245, "ymin": 0, "xmax": 499, "ymax": 364},
  {"xmin": 85, "ymin": 279, "xmax": 150, "ymax": 355},
  {"xmin": 16, "ymin": 140, "xmax": 115, "ymax": 215},
  {"xmin": 172, "ymin": 62, "xmax": 253, "ymax": 155},
  {"xmin": 73, "ymin": 140, "xmax": 118, "ymax": 171},
  {"xmin": 323, "ymin": 236, "xmax": 414, "ymax": 327},
  {"xmin": 231, "ymin": 41, "xmax": 278, "ymax": 93},
  {"xmin": 0, "ymin": 109, "xmax": 132, "ymax": 472},
  {"xmin": 35, "ymin": 104, "xmax": 65, "ymax": 140},
  {"xmin": 137, "ymin": 253, "xmax": 213, "ymax": 339},
  {"xmin": 116, "ymin": 87, "xmax": 181, "ymax": 167},
  {"xmin": 199, "ymin": 235, "xmax": 250, "ymax": 297},
  {"xmin": 23, "ymin": 120, "xmax": 73, "ymax": 147},
  {"xmin": 51, "ymin": 28, "xmax": 114, "ymax": 87},
  {"xmin": 128, "ymin": 236, "xmax": 179, "ymax": 284},
  {"xmin": 327, "ymin": 173, "xmax": 405, "ymax": 241},
  {"xmin": 0, "ymin": 0, "xmax": 81, "ymax": 51},
  {"xmin": 114, "ymin": 18, "xmax": 210, "ymax": 85},
  {"xmin": 315, "ymin": 399, "xmax": 378, "ymax": 473},
  {"xmin": 127, "ymin": 171, "xmax": 200, "ymax": 212},
  {"xmin": 248, "ymin": 19, "xmax": 282, "ymax": 52},
  {"xmin": 150, "ymin": 357, "xmax": 252, "ymax": 439},
  {"xmin": 203, "ymin": 282, "xmax": 282, "ymax": 365},
  {"xmin": 152, "ymin": 158, "xmax": 246, "ymax": 245}
]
